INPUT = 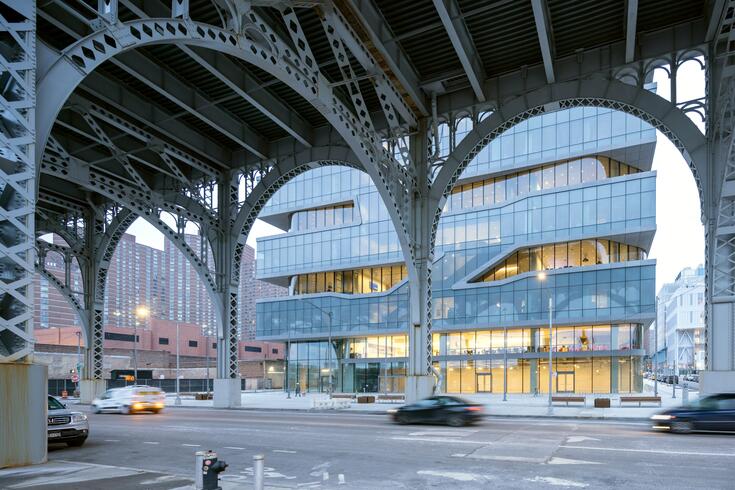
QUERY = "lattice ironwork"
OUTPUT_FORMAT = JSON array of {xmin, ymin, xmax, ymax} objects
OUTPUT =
[{"xmin": 0, "ymin": 1, "xmax": 36, "ymax": 362}]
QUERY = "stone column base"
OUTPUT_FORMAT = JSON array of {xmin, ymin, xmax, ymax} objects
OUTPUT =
[
  {"xmin": 700, "ymin": 371, "xmax": 735, "ymax": 395},
  {"xmin": 80, "ymin": 379, "xmax": 106, "ymax": 404},
  {"xmin": 0, "ymin": 363, "xmax": 47, "ymax": 468},
  {"xmin": 405, "ymin": 375, "xmax": 435, "ymax": 403},
  {"xmin": 214, "ymin": 378, "xmax": 242, "ymax": 408}
]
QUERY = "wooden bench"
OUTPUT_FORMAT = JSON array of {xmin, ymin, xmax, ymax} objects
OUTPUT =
[
  {"xmin": 551, "ymin": 396, "xmax": 586, "ymax": 406},
  {"xmin": 377, "ymin": 394, "xmax": 405, "ymax": 403},
  {"xmin": 620, "ymin": 396, "xmax": 661, "ymax": 407},
  {"xmin": 331, "ymin": 393, "xmax": 356, "ymax": 400}
]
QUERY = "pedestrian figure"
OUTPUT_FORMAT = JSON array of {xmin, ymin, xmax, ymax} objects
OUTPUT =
[{"xmin": 295, "ymin": 382, "xmax": 301, "ymax": 397}]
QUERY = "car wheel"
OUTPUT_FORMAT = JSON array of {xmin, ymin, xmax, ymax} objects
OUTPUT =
[
  {"xmin": 447, "ymin": 415, "xmax": 465, "ymax": 427},
  {"xmin": 66, "ymin": 437, "xmax": 86, "ymax": 447},
  {"xmin": 121, "ymin": 405, "xmax": 131, "ymax": 415},
  {"xmin": 151, "ymin": 409, "xmax": 161, "ymax": 414},
  {"xmin": 92, "ymin": 405, "xmax": 101, "ymax": 414},
  {"xmin": 395, "ymin": 413, "xmax": 409, "ymax": 425},
  {"xmin": 670, "ymin": 420, "xmax": 693, "ymax": 434}
]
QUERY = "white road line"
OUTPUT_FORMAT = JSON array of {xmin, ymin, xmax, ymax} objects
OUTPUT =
[
  {"xmin": 182, "ymin": 444, "xmax": 200, "ymax": 447},
  {"xmin": 273, "ymin": 449, "xmax": 297, "ymax": 453},
  {"xmin": 338, "ymin": 474, "xmax": 345, "ymax": 485},
  {"xmin": 103, "ymin": 439, "xmax": 120, "ymax": 442},
  {"xmin": 560, "ymin": 445, "xmax": 735, "ymax": 457},
  {"xmin": 391, "ymin": 436, "xmax": 489, "ymax": 444},
  {"xmin": 142, "ymin": 441, "xmax": 159, "ymax": 445},
  {"xmin": 224, "ymin": 446, "xmax": 245, "ymax": 450}
]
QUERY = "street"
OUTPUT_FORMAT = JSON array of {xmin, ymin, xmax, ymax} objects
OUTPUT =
[{"xmin": 16, "ymin": 407, "xmax": 735, "ymax": 489}]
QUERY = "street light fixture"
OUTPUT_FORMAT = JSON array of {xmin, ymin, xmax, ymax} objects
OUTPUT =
[
  {"xmin": 537, "ymin": 272, "xmax": 553, "ymax": 414},
  {"xmin": 134, "ymin": 305, "xmax": 150, "ymax": 384}
]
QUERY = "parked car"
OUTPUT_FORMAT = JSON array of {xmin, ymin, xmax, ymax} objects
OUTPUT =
[
  {"xmin": 47, "ymin": 395, "xmax": 88, "ymax": 447},
  {"xmin": 388, "ymin": 395, "xmax": 483, "ymax": 427},
  {"xmin": 651, "ymin": 393, "xmax": 735, "ymax": 433},
  {"xmin": 92, "ymin": 386, "xmax": 165, "ymax": 414}
]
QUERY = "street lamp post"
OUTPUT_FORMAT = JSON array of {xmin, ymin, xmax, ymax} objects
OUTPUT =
[
  {"xmin": 175, "ymin": 322, "xmax": 182, "ymax": 406},
  {"xmin": 134, "ymin": 305, "xmax": 149, "ymax": 384},
  {"xmin": 303, "ymin": 299, "xmax": 334, "ymax": 398},
  {"xmin": 286, "ymin": 321, "xmax": 292, "ymax": 399},
  {"xmin": 498, "ymin": 303, "xmax": 507, "ymax": 402},
  {"xmin": 654, "ymin": 300, "xmax": 659, "ymax": 397},
  {"xmin": 203, "ymin": 324, "xmax": 211, "ymax": 395},
  {"xmin": 75, "ymin": 330, "xmax": 82, "ymax": 395},
  {"xmin": 673, "ymin": 322, "xmax": 678, "ymax": 400},
  {"xmin": 537, "ymin": 272, "xmax": 553, "ymax": 414}
]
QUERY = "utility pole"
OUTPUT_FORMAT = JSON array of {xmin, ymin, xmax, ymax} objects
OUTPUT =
[
  {"xmin": 76, "ymin": 330, "xmax": 82, "ymax": 395},
  {"xmin": 204, "ymin": 325, "xmax": 210, "ymax": 395},
  {"xmin": 286, "ymin": 322, "xmax": 292, "ymax": 399},
  {"xmin": 547, "ymin": 295, "xmax": 553, "ymax": 413}
]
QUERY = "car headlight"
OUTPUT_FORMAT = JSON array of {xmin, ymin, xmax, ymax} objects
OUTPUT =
[
  {"xmin": 650, "ymin": 414, "xmax": 674, "ymax": 420},
  {"xmin": 387, "ymin": 409, "xmax": 398, "ymax": 414},
  {"xmin": 71, "ymin": 412, "xmax": 87, "ymax": 423}
]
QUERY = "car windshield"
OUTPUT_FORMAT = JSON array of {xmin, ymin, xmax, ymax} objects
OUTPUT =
[{"xmin": 48, "ymin": 396, "xmax": 65, "ymax": 410}]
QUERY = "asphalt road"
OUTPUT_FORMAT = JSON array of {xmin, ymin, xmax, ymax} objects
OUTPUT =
[{"xmin": 40, "ymin": 407, "xmax": 735, "ymax": 489}]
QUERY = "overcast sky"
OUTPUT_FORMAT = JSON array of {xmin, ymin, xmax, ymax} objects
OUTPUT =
[{"xmin": 126, "ymin": 62, "xmax": 705, "ymax": 293}]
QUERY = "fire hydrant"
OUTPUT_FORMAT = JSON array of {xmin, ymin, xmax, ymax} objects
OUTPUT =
[{"xmin": 195, "ymin": 450, "xmax": 228, "ymax": 490}]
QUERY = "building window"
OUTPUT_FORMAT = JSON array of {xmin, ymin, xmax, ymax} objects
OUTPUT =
[
  {"xmin": 212, "ymin": 343, "xmax": 217, "ymax": 349},
  {"xmin": 104, "ymin": 332, "xmax": 137, "ymax": 342},
  {"xmin": 290, "ymin": 203, "xmax": 355, "ymax": 232},
  {"xmin": 445, "ymin": 155, "xmax": 639, "ymax": 212},
  {"xmin": 293, "ymin": 264, "xmax": 407, "ymax": 295},
  {"xmin": 158, "ymin": 337, "xmax": 169, "ymax": 345},
  {"xmin": 272, "ymin": 348, "xmax": 278, "ymax": 354},
  {"xmin": 244, "ymin": 346, "xmax": 262, "ymax": 353},
  {"xmin": 188, "ymin": 340, "xmax": 198, "ymax": 347},
  {"xmin": 477, "ymin": 239, "xmax": 646, "ymax": 283}
]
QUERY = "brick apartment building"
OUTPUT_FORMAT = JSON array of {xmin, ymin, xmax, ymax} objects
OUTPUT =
[{"xmin": 34, "ymin": 232, "xmax": 285, "ymax": 340}]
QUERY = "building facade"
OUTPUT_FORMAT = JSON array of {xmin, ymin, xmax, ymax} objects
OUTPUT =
[
  {"xmin": 653, "ymin": 265, "xmax": 705, "ymax": 373},
  {"xmin": 35, "ymin": 234, "xmax": 285, "ymax": 341},
  {"xmin": 256, "ymin": 107, "xmax": 657, "ymax": 395}
]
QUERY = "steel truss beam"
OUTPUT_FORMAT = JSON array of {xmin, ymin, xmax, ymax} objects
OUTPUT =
[
  {"xmin": 530, "ymin": 0, "xmax": 555, "ymax": 84},
  {"xmin": 37, "ymin": 10, "xmax": 269, "ymax": 158},
  {"xmin": 0, "ymin": 0, "xmax": 36, "ymax": 362},
  {"xmin": 432, "ymin": 0, "xmax": 485, "ymax": 102},
  {"xmin": 625, "ymin": 0, "xmax": 639, "ymax": 63}
]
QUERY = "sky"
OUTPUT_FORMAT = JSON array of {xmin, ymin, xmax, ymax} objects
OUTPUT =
[{"xmin": 126, "ymin": 61, "xmax": 706, "ymax": 293}]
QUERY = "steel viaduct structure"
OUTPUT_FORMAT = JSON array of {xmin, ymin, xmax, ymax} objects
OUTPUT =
[{"xmin": 1, "ymin": 0, "xmax": 734, "ymax": 465}]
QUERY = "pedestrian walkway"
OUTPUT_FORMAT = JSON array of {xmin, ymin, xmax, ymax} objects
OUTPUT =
[
  {"xmin": 0, "ymin": 460, "xmax": 286, "ymax": 489},
  {"xmin": 157, "ymin": 378, "xmax": 697, "ymax": 420}
]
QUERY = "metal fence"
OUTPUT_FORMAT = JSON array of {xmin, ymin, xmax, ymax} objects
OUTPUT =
[{"xmin": 48, "ymin": 378, "xmax": 274, "ymax": 396}]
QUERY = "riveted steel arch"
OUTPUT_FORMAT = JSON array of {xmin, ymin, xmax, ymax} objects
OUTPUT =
[
  {"xmin": 430, "ymin": 78, "xmax": 709, "ymax": 251},
  {"xmin": 36, "ymin": 16, "xmax": 415, "ymax": 273}
]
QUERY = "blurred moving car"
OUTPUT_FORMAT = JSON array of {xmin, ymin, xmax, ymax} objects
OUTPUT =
[
  {"xmin": 47, "ymin": 395, "xmax": 88, "ymax": 447},
  {"xmin": 92, "ymin": 386, "xmax": 165, "ymax": 414},
  {"xmin": 388, "ymin": 395, "xmax": 483, "ymax": 427},
  {"xmin": 651, "ymin": 393, "xmax": 735, "ymax": 433}
]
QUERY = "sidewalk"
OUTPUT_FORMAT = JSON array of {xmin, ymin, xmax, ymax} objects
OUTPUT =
[
  {"xmin": 0, "ymin": 461, "xmax": 282, "ymax": 489},
  {"xmin": 157, "ymin": 378, "xmax": 696, "ymax": 420}
]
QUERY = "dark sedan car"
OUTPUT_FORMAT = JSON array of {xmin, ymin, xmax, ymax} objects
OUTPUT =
[
  {"xmin": 388, "ymin": 395, "xmax": 483, "ymax": 427},
  {"xmin": 651, "ymin": 393, "xmax": 735, "ymax": 433}
]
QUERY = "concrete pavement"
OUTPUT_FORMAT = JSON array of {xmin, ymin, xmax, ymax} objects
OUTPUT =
[{"xmin": 2, "ymin": 406, "xmax": 733, "ymax": 489}]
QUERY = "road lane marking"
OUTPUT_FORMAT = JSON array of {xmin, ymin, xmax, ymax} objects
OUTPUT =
[
  {"xmin": 182, "ymin": 444, "xmax": 200, "ymax": 447},
  {"xmin": 338, "ymin": 474, "xmax": 345, "ymax": 485},
  {"xmin": 525, "ymin": 476, "xmax": 588, "ymax": 487},
  {"xmin": 103, "ymin": 439, "xmax": 120, "ymax": 442},
  {"xmin": 452, "ymin": 454, "xmax": 545, "ymax": 463},
  {"xmin": 142, "ymin": 441, "xmax": 159, "ymax": 445},
  {"xmin": 225, "ymin": 446, "xmax": 245, "ymax": 450},
  {"xmin": 409, "ymin": 430, "xmax": 476, "ymax": 437},
  {"xmin": 560, "ymin": 445, "xmax": 735, "ymax": 457},
  {"xmin": 547, "ymin": 457, "xmax": 602, "ymax": 465},
  {"xmin": 273, "ymin": 449, "xmax": 296, "ymax": 453},
  {"xmin": 566, "ymin": 436, "xmax": 600, "ymax": 443},
  {"xmin": 391, "ymin": 436, "xmax": 489, "ymax": 444},
  {"xmin": 417, "ymin": 470, "xmax": 493, "ymax": 482}
]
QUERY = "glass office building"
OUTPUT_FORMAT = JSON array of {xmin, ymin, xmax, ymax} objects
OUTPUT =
[{"xmin": 256, "ymin": 107, "xmax": 655, "ymax": 395}]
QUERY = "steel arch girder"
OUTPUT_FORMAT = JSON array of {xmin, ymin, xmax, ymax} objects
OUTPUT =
[
  {"xmin": 231, "ymin": 145, "xmax": 362, "ymax": 247},
  {"xmin": 35, "ymin": 16, "xmax": 415, "ymax": 271},
  {"xmin": 34, "ymin": 265, "xmax": 89, "ymax": 343},
  {"xmin": 431, "ymin": 77, "xmax": 709, "ymax": 226}
]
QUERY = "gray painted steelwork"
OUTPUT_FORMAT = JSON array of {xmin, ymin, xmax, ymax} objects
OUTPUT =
[{"xmin": 0, "ymin": 0, "xmax": 732, "ymax": 414}]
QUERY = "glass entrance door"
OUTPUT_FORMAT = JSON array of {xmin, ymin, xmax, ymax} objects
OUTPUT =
[
  {"xmin": 476, "ymin": 373, "xmax": 493, "ymax": 393},
  {"xmin": 556, "ymin": 371, "xmax": 575, "ymax": 393}
]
